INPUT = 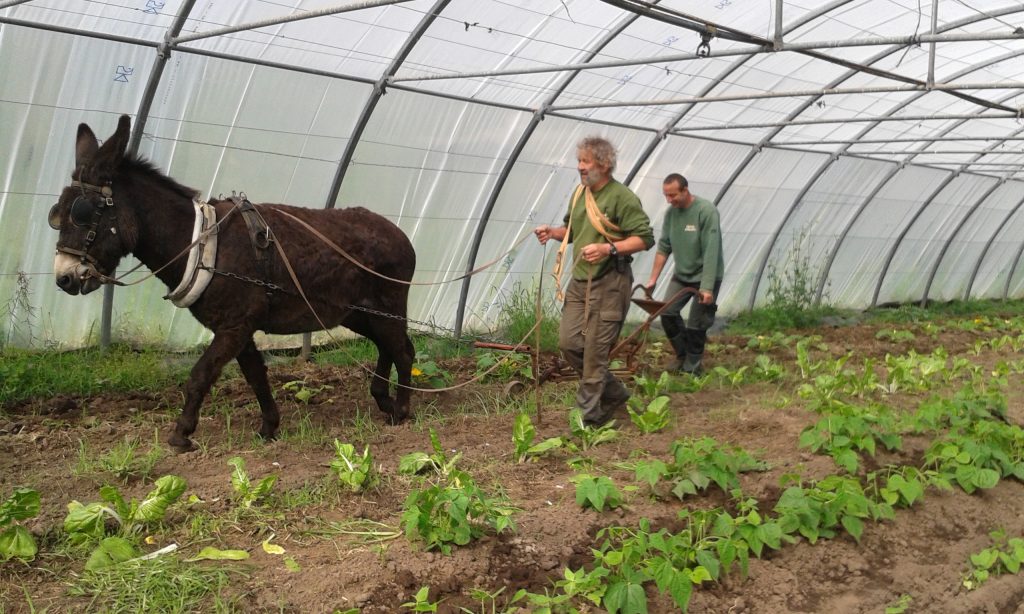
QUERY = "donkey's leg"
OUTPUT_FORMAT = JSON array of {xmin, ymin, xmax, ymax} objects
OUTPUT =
[
  {"xmin": 235, "ymin": 338, "xmax": 280, "ymax": 441},
  {"xmin": 370, "ymin": 318, "xmax": 414, "ymax": 424},
  {"xmin": 170, "ymin": 329, "xmax": 251, "ymax": 451}
]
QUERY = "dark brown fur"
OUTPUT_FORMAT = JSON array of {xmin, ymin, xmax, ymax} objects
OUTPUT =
[{"xmin": 52, "ymin": 115, "xmax": 415, "ymax": 450}]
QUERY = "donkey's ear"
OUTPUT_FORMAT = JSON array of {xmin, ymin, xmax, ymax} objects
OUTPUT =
[
  {"xmin": 75, "ymin": 123, "xmax": 99, "ymax": 167},
  {"xmin": 91, "ymin": 114, "xmax": 132, "ymax": 174}
]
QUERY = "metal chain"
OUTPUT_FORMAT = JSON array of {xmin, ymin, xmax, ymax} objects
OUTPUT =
[{"xmin": 201, "ymin": 265, "xmax": 291, "ymax": 293}]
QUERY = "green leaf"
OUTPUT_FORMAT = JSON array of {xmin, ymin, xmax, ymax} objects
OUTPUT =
[
  {"xmin": 604, "ymin": 580, "xmax": 648, "ymax": 614},
  {"xmin": 973, "ymin": 468, "xmax": 1000, "ymax": 490},
  {"xmin": 227, "ymin": 457, "xmax": 251, "ymax": 494},
  {"xmin": 64, "ymin": 501, "xmax": 113, "ymax": 539},
  {"xmin": 0, "ymin": 488, "xmax": 41, "ymax": 525},
  {"xmin": 0, "ymin": 526, "xmax": 37, "ymax": 561},
  {"xmin": 187, "ymin": 546, "xmax": 250, "ymax": 561},
  {"xmin": 513, "ymin": 413, "xmax": 535, "ymax": 462},
  {"xmin": 526, "ymin": 438, "xmax": 565, "ymax": 456},
  {"xmin": 398, "ymin": 452, "xmax": 433, "ymax": 475},
  {"xmin": 634, "ymin": 460, "xmax": 668, "ymax": 489},
  {"xmin": 284, "ymin": 556, "xmax": 301, "ymax": 572},
  {"xmin": 132, "ymin": 475, "xmax": 187, "ymax": 523},
  {"xmin": 841, "ymin": 515, "xmax": 864, "ymax": 543},
  {"xmin": 85, "ymin": 536, "xmax": 138, "ymax": 571}
]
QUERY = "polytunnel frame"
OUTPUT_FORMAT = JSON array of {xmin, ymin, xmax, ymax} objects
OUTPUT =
[{"xmin": 3, "ymin": 1, "xmax": 1023, "ymax": 344}]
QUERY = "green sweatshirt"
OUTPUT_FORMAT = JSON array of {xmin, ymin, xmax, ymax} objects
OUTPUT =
[
  {"xmin": 656, "ymin": 195, "xmax": 724, "ymax": 291},
  {"xmin": 563, "ymin": 180, "xmax": 654, "ymax": 281}
]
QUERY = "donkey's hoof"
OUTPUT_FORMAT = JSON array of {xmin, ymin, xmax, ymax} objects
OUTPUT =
[
  {"xmin": 168, "ymin": 433, "xmax": 194, "ymax": 453},
  {"xmin": 258, "ymin": 428, "xmax": 278, "ymax": 441},
  {"xmin": 386, "ymin": 411, "xmax": 410, "ymax": 426}
]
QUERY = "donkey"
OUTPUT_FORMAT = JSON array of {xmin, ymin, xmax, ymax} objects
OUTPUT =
[{"xmin": 50, "ymin": 115, "xmax": 415, "ymax": 451}]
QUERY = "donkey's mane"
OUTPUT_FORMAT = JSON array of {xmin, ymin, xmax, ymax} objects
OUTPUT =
[{"xmin": 122, "ymin": 155, "xmax": 200, "ymax": 201}]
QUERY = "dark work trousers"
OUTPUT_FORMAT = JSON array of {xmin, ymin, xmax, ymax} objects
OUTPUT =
[
  {"xmin": 559, "ymin": 266, "xmax": 633, "ymax": 423},
  {"xmin": 660, "ymin": 277, "xmax": 722, "ymax": 360}
]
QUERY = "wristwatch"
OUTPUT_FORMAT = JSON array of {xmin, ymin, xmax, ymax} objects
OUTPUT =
[{"xmin": 608, "ymin": 242, "xmax": 619, "ymax": 257}]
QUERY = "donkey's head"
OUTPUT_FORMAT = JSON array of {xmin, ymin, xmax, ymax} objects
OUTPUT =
[{"xmin": 50, "ymin": 115, "xmax": 138, "ymax": 295}]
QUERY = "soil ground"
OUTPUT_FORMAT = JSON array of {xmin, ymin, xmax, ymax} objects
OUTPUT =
[{"xmin": 3, "ymin": 317, "xmax": 1024, "ymax": 613}]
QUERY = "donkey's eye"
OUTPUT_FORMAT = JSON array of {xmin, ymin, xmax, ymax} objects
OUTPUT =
[
  {"xmin": 47, "ymin": 203, "xmax": 61, "ymax": 229},
  {"xmin": 69, "ymin": 197, "xmax": 96, "ymax": 227}
]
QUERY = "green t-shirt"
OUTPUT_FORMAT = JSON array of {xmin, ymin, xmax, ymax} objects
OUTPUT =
[
  {"xmin": 656, "ymin": 195, "xmax": 724, "ymax": 291},
  {"xmin": 562, "ymin": 180, "xmax": 654, "ymax": 281}
]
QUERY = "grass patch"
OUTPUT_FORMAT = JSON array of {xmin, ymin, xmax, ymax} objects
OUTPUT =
[
  {"xmin": 866, "ymin": 298, "xmax": 1024, "ymax": 324},
  {"xmin": 67, "ymin": 555, "xmax": 247, "ymax": 613},
  {"xmin": 73, "ymin": 432, "xmax": 166, "ymax": 484},
  {"xmin": 0, "ymin": 345, "xmax": 192, "ymax": 406},
  {"xmin": 490, "ymin": 282, "xmax": 560, "ymax": 352},
  {"xmin": 727, "ymin": 305, "xmax": 845, "ymax": 334}
]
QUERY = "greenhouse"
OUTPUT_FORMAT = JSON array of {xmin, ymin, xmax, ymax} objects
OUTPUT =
[
  {"xmin": 3, "ymin": 2, "xmax": 1024, "ymax": 613},
  {"xmin": 3, "ymin": 0, "xmax": 1023, "ymax": 347}
]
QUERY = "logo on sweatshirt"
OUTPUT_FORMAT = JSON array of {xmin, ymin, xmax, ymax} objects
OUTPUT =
[{"xmin": 685, "ymin": 224, "xmax": 697, "ymax": 232}]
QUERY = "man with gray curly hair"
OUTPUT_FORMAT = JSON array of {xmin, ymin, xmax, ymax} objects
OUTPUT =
[{"xmin": 534, "ymin": 136, "xmax": 654, "ymax": 427}]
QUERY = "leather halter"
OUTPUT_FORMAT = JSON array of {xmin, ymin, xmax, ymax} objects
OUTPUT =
[{"xmin": 55, "ymin": 179, "xmax": 124, "ymax": 285}]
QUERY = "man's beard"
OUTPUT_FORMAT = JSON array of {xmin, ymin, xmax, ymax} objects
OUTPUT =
[{"xmin": 581, "ymin": 170, "xmax": 606, "ymax": 187}]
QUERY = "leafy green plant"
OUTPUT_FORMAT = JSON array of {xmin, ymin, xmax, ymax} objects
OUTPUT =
[
  {"xmin": 798, "ymin": 403, "xmax": 903, "ymax": 473},
  {"xmin": 632, "ymin": 371, "xmax": 671, "ymax": 399},
  {"xmin": 412, "ymin": 352, "xmax": 453, "ymax": 389},
  {"xmin": 475, "ymin": 351, "xmax": 532, "ymax": 382},
  {"xmin": 711, "ymin": 365, "xmax": 750, "ymax": 388},
  {"xmin": 282, "ymin": 379, "xmax": 333, "ymax": 404},
  {"xmin": 568, "ymin": 409, "xmax": 619, "ymax": 450},
  {"xmin": 573, "ymin": 474, "xmax": 624, "ymax": 512},
  {"xmin": 227, "ymin": 457, "xmax": 277, "ymax": 507},
  {"xmin": 962, "ymin": 529, "xmax": 1024, "ymax": 590},
  {"xmin": 634, "ymin": 437, "xmax": 764, "ymax": 500},
  {"xmin": 885, "ymin": 594, "xmax": 913, "ymax": 614},
  {"xmin": 330, "ymin": 440, "xmax": 376, "ymax": 492},
  {"xmin": 750, "ymin": 354, "xmax": 786, "ymax": 382},
  {"xmin": 875, "ymin": 328, "xmax": 916, "ymax": 343},
  {"xmin": 923, "ymin": 438, "xmax": 1003, "ymax": 494},
  {"xmin": 773, "ymin": 474, "xmax": 892, "ymax": 545},
  {"xmin": 626, "ymin": 395, "xmax": 671, "ymax": 434},
  {"xmin": 400, "ymin": 430, "xmax": 517, "ymax": 553},
  {"xmin": 63, "ymin": 475, "xmax": 187, "ymax": 570},
  {"xmin": 0, "ymin": 488, "xmax": 40, "ymax": 562},
  {"xmin": 402, "ymin": 586, "xmax": 442, "ymax": 612},
  {"xmin": 511, "ymin": 412, "xmax": 572, "ymax": 463}
]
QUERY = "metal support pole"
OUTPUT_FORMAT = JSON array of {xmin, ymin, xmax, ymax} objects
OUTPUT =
[
  {"xmin": 302, "ymin": 0, "xmax": 449, "ymax": 353},
  {"xmin": 100, "ymin": 0, "xmax": 197, "ymax": 349},
  {"xmin": 1003, "ymin": 232, "xmax": 1024, "ymax": 299},
  {"xmin": 920, "ymin": 179, "xmax": 1004, "ymax": 307},
  {"xmin": 787, "ymin": 135, "xmax": 1024, "ymax": 146},
  {"xmin": 927, "ymin": 0, "xmax": 938, "ymax": 88},
  {"xmin": 391, "ymin": 29, "xmax": 1024, "ymax": 84},
  {"xmin": 0, "ymin": 0, "xmax": 35, "ymax": 10},
  {"xmin": 172, "ymin": 0, "xmax": 414, "ymax": 45},
  {"xmin": 671, "ymin": 112, "xmax": 1020, "ymax": 134},
  {"xmin": 774, "ymin": 0, "xmax": 783, "ymax": 50},
  {"xmin": 964, "ymin": 191, "xmax": 1024, "ymax": 300},
  {"xmin": 870, "ymin": 174, "xmax": 956, "ymax": 306},
  {"xmin": 550, "ymin": 81, "xmax": 1024, "ymax": 113},
  {"xmin": 814, "ymin": 164, "xmax": 903, "ymax": 305}
]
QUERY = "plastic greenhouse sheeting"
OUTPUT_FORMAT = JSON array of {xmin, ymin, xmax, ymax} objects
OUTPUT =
[{"xmin": 1, "ymin": 0, "xmax": 1023, "ymax": 348}]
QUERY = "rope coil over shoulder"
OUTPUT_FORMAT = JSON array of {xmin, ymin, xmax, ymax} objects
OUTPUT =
[{"xmin": 550, "ymin": 184, "xmax": 625, "ymax": 301}]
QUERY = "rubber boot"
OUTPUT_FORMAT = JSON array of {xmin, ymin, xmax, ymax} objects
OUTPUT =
[
  {"xmin": 661, "ymin": 313, "xmax": 687, "ymax": 371},
  {"xmin": 682, "ymin": 328, "xmax": 707, "ymax": 376}
]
